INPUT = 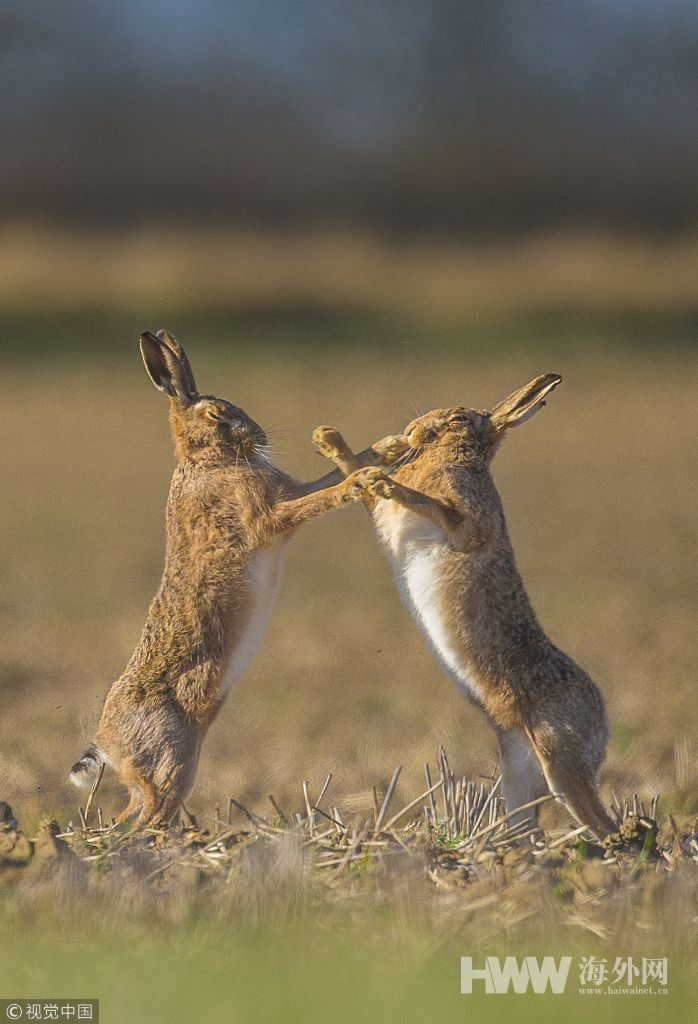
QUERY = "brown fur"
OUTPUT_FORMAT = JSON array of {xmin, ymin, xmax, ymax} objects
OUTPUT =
[
  {"xmin": 313, "ymin": 374, "xmax": 616, "ymax": 838},
  {"xmin": 69, "ymin": 330, "xmax": 397, "ymax": 826}
]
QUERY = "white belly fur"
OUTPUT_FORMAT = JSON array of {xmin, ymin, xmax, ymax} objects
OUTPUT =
[
  {"xmin": 373, "ymin": 503, "xmax": 482, "ymax": 702},
  {"xmin": 220, "ymin": 543, "xmax": 286, "ymax": 695}
]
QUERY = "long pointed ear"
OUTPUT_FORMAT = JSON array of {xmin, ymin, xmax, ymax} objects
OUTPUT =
[
  {"xmin": 139, "ymin": 330, "xmax": 198, "ymax": 405},
  {"xmin": 490, "ymin": 373, "xmax": 562, "ymax": 431}
]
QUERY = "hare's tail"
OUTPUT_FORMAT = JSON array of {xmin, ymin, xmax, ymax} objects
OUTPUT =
[{"xmin": 68, "ymin": 744, "xmax": 108, "ymax": 789}]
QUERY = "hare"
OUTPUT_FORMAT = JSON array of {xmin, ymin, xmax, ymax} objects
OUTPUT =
[
  {"xmin": 68, "ymin": 329, "xmax": 398, "ymax": 826},
  {"xmin": 313, "ymin": 375, "xmax": 616, "ymax": 838}
]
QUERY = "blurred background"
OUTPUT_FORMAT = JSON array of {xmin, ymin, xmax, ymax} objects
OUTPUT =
[{"xmin": 1, "ymin": 1, "xmax": 696, "ymax": 825}]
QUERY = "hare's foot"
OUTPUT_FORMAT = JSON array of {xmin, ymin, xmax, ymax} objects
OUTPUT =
[
  {"xmin": 342, "ymin": 466, "xmax": 395, "ymax": 502},
  {"xmin": 371, "ymin": 433, "xmax": 410, "ymax": 465},
  {"xmin": 313, "ymin": 425, "xmax": 362, "ymax": 476},
  {"xmin": 130, "ymin": 778, "xmax": 179, "ymax": 829},
  {"xmin": 530, "ymin": 741, "xmax": 616, "ymax": 839},
  {"xmin": 312, "ymin": 425, "xmax": 346, "ymax": 461},
  {"xmin": 115, "ymin": 789, "xmax": 143, "ymax": 826}
]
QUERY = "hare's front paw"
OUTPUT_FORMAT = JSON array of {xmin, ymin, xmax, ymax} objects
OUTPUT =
[
  {"xmin": 312, "ymin": 425, "xmax": 346, "ymax": 461},
  {"xmin": 372, "ymin": 433, "xmax": 409, "ymax": 465},
  {"xmin": 342, "ymin": 467, "xmax": 395, "ymax": 502}
]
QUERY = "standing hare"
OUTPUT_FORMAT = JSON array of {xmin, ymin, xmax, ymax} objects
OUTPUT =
[
  {"xmin": 313, "ymin": 375, "xmax": 616, "ymax": 838},
  {"xmin": 69, "ymin": 329, "xmax": 397, "ymax": 826}
]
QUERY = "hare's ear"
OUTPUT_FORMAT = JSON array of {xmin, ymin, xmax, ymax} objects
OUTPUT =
[
  {"xmin": 490, "ymin": 373, "xmax": 562, "ymax": 431},
  {"xmin": 139, "ymin": 330, "xmax": 198, "ymax": 405}
]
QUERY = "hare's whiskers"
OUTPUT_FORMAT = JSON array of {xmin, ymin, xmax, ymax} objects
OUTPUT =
[
  {"xmin": 394, "ymin": 447, "xmax": 419, "ymax": 470},
  {"xmin": 253, "ymin": 445, "xmax": 276, "ymax": 469}
]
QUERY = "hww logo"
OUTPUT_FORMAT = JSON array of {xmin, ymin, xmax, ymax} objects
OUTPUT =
[{"xmin": 460, "ymin": 956, "xmax": 572, "ymax": 994}]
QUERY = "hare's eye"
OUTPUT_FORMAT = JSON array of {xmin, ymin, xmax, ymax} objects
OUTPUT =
[
  {"xmin": 206, "ymin": 409, "xmax": 224, "ymax": 422},
  {"xmin": 450, "ymin": 414, "xmax": 469, "ymax": 424}
]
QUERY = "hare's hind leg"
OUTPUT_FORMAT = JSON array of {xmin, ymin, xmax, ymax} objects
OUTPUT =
[
  {"xmin": 116, "ymin": 751, "xmax": 198, "ymax": 829},
  {"xmin": 133, "ymin": 785, "xmax": 169, "ymax": 828},
  {"xmin": 495, "ymin": 727, "xmax": 548, "ymax": 830},
  {"xmin": 542, "ymin": 763, "xmax": 616, "ymax": 839},
  {"xmin": 116, "ymin": 788, "xmax": 143, "ymax": 825},
  {"xmin": 527, "ymin": 730, "xmax": 616, "ymax": 839},
  {"xmin": 124, "ymin": 773, "xmax": 179, "ymax": 829},
  {"xmin": 136, "ymin": 750, "xmax": 200, "ymax": 828}
]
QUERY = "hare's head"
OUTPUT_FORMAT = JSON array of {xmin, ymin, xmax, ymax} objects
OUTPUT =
[
  {"xmin": 403, "ymin": 374, "xmax": 562, "ymax": 464},
  {"xmin": 140, "ymin": 330, "xmax": 267, "ymax": 460}
]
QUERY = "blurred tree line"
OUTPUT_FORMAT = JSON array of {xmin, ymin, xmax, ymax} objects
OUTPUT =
[{"xmin": 1, "ymin": 0, "xmax": 697, "ymax": 234}]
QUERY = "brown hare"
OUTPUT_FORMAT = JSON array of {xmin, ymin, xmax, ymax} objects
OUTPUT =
[
  {"xmin": 69, "ymin": 329, "xmax": 397, "ymax": 826},
  {"xmin": 313, "ymin": 375, "xmax": 616, "ymax": 838}
]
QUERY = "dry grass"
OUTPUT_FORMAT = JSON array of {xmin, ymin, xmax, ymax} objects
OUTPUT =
[
  {"xmin": 1, "ymin": 750, "xmax": 696, "ymax": 1024},
  {"xmin": 2, "ymin": 754, "xmax": 695, "ymax": 943}
]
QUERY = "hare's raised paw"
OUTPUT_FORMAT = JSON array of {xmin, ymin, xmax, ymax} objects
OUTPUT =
[
  {"xmin": 342, "ymin": 466, "xmax": 395, "ymax": 502},
  {"xmin": 372, "ymin": 433, "xmax": 410, "ymax": 465},
  {"xmin": 312, "ymin": 425, "xmax": 347, "ymax": 461}
]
